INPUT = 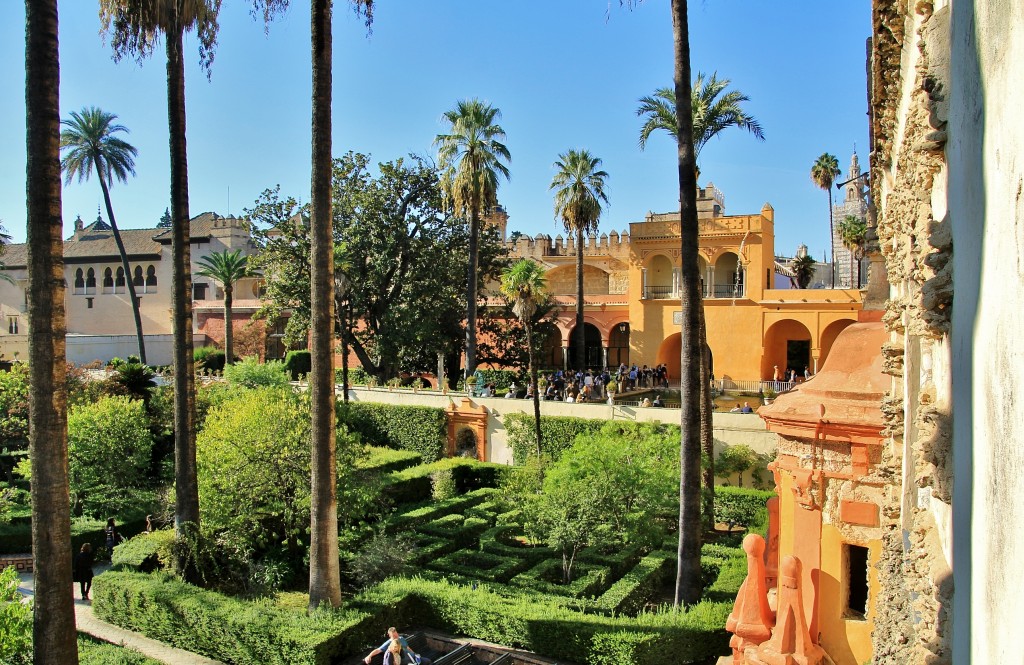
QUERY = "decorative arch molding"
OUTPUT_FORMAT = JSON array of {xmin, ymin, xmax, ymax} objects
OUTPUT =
[
  {"xmin": 444, "ymin": 398, "xmax": 488, "ymax": 461},
  {"xmin": 640, "ymin": 250, "xmax": 678, "ymax": 268}
]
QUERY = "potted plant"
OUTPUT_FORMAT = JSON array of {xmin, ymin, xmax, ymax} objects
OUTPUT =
[{"xmin": 762, "ymin": 386, "xmax": 777, "ymax": 405}]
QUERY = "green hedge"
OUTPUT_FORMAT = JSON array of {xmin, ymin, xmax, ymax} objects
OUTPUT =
[
  {"xmin": 111, "ymin": 529, "xmax": 175, "ymax": 572},
  {"xmin": 385, "ymin": 488, "xmax": 494, "ymax": 532},
  {"xmin": 469, "ymin": 369, "xmax": 523, "ymax": 392},
  {"xmin": 282, "ymin": 350, "xmax": 312, "ymax": 380},
  {"xmin": 339, "ymin": 402, "xmax": 446, "ymax": 462},
  {"xmin": 93, "ymin": 572, "xmax": 384, "ymax": 665},
  {"xmin": 478, "ymin": 525, "xmax": 554, "ymax": 562},
  {"xmin": 356, "ymin": 446, "xmax": 423, "ymax": 475},
  {"xmin": 78, "ymin": 635, "xmax": 161, "ymax": 665},
  {"xmin": 428, "ymin": 548, "xmax": 532, "ymax": 584},
  {"xmin": 0, "ymin": 512, "xmax": 149, "ymax": 555},
  {"xmin": 593, "ymin": 551, "xmax": 675, "ymax": 615},
  {"xmin": 713, "ymin": 486, "xmax": 774, "ymax": 532},
  {"xmin": 383, "ymin": 460, "xmax": 505, "ymax": 506},
  {"xmin": 510, "ymin": 559, "xmax": 611, "ymax": 599},
  {"xmin": 504, "ymin": 412, "xmax": 606, "ymax": 464},
  {"xmin": 579, "ymin": 542, "xmax": 645, "ymax": 579}
]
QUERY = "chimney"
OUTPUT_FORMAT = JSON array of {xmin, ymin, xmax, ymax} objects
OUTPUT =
[{"xmin": 74, "ymin": 215, "xmax": 84, "ymax": 233}]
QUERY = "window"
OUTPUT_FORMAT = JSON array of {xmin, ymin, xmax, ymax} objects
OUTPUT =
[
  {"xmin": 846, "ymin": 544, "xmax": 869, "ymax": 619},
  {"xmin": 102, "ymin": 268, "xmax": 114, "ymax": 294},
  {"xmin": 86, "ymin": 297, "xmax": 94, "ymax": 309},
  {"xmin": 115, "ymin": 267, "xmax": 126, "ymax": 293},
  {"xmin": 133, "ymin": 266, "xmax": 144, "ymax": 288},
  {"xmin": 74, "ymin": 269, "xmax": 85, "ymax": 295},
  {"xmin": 8, "ymin": 317, "xmax": 18, "ymax": 335},
  {"xmin": 193, "ymin": 283, "xmax": 208, "ymax": 300},
  {"xmin": 145, "ymin": 265, "xmax": 158, "ymax": 293},
  {"xmin": 85, "ymin": 268, "xmax": 96, "ymax": 295}
]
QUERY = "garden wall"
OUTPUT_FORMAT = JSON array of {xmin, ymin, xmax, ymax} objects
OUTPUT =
[{"xmin": 346, "ymin": 387, "xmax": 775, "ymax": 466}]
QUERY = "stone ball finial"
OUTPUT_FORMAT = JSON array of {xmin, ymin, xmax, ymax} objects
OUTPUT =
[{"xmin": 743, "ymin": 533, "xmax": 765, "ymax": 557}]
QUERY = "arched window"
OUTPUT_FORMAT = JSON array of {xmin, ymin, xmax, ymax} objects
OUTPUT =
[
  {"xmin": 115, "ymin": 266, "xmax": 126, "ymax": 293},
  {"xmin": 145, "ymin": 265, "xmax": 158, "ymax": 293},
  {"xmin": 85, "ymin": 268, "xmax": 96, "ymax": 294},
  {"xmin": 133, "ymin": 266, "xmax": 144, "ymax": 288},
  {"xmin": 74, "ymin": 269, "xmax": 85, "ymax": 295},
  {"xmin": 102, "ymin": 268, "xmax": 114, "ymax": 293}
]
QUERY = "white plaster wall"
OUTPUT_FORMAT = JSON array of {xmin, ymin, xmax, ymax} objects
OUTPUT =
[
  {"xmin": 345, "ymin": 387, "xmax": 775, "ymax": 466},
  {"xmin": 947, "ymin": 1, "xmax": 1024, "ymax": 661},
  {"xmin": 66, "ymin": 334, "xmax": 177, "ymax": 366}
]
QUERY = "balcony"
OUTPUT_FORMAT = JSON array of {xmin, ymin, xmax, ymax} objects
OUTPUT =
[{"xmin": 642, "ymin": 283, "xmax": 746, "ymax": 300}]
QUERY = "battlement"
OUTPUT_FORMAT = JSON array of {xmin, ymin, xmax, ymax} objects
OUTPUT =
[{"xmin": 506, "ymin": 229, "xmax": 632, "ymax": 260}]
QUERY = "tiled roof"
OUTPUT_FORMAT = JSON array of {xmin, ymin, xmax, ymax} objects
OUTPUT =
[{"xmin": 0, "ymin": 212, "xmax": 225, "ymax": 268}]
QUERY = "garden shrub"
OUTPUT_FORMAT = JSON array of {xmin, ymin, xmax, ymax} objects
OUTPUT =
[
  {"xmin": 0, "ymin": 363, "xmax": 29, "ymax": 453},
  {"xmin": 193, "ymin": 346, "xmax": 226, "ymax": 372},
  {"xmin": 510, "ymin": 559, "xmax": 612, "ymax": 599},
  {"xmin": 478, "ymin": 525, "xmax": 554, "ymax": 562},
  {"xmin": 504, "ymin": 412, "xmax": 605, "ymax": 464},
  {"xmin": 385, "ymin": 489, "xmax": 494, "ymax": 532},
  {"xmin": 347, "ymin": 530, "xmax": 417, "ymax": 589},
  {"xmin": 713, "ymin": 486, "xmax": 774, "ymax": 531},
  {"xmin": 430, "ymin": 468, "xmax": 457, "ymax": 501},
  {"xmin": 383, "ymin": 459, "xmax": 505, "ymax": 505},
  {"xmin": 357, "ymin": 446, "xmax": 422, "ymax": 474},
  {"xmin": 0, "ymin": 511, "xmax": 149, "ymax": 556},
  {"xmin": 223, "ymin": 357, "xmax": 290, "ymax": 389},
  {"xmin": 339, "ymin": 402, "xmax": 446, "ymax": 462},
  {"xmin": 0, "ymin": 565, "xmax": 31, "ymax": 664},
  {"xmin": 78, "ymin": 635, "xmax": 160, "ymax": 665},
  {"xmin": 283, "ymin": 350, "xmax": 312, "ymax": 380},
  {"xmin": 428, "ymin": 548, "xmax": 531, "ymax": 583},
  {"xmin": 111, "ymin": 529, "xmax": 175, "ymax": 572},
  {"xmin": 579, "ymin": 542, "xmax": 646, "ymax": 578},
  {"xmin": 471, "ymin": 369, "xmax": 523, "ymax": 392},
  {"xmin": 335, "ymin": 366, "xmax": 372, "ymax": 386},
  {"xmin": 64, "ymin": 396, "xmax": 154, "ymax": 518}
]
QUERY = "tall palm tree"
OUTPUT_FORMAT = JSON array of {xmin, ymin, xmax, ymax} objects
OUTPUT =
[
  {"xmin": 550, "ymin": 150, "xmax": 609, "ymax": 371},
  {"xmin": 792, "ymin": 254, "xmax": 817, "ymax": 289},
  {"xmin": 838, "ymin": 214, "xmax": 867, "ymax": 288},
  {"xmin": 100, "ymin": 0, "xmax": 223, "ymax": 573},
  {"xmin": 60, "ymin": 106, "xmax": 146, "ymax": 364},
  {"xmin": 668, "ymin": 0, "xmax": 704, "ymax": 608},
  {"xmin": 26, "ymin": 0, "xmax": 79, "ymax": 660},
  {"xmin": 810, "ymin": 153, "xmax": 842, "ymax": 288},
  {"xmin": 196, "ymin": 249, "xmax": 248, "ymax": 365},
  {"xmin": 500, "ymin": 259, "xmax": 548, "ymax": 460},
  {"xmin": 637, "ymin": 72, "xmax": 765, "ymax": 164},
  {"xmin": 434, "ymin": 99, "xmax": 511, "ymax": 378}
]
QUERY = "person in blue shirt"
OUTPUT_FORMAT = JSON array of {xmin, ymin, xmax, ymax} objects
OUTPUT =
[{"xmin": 364, "ymin": 627, "xmax": 431, "ymax": 664}]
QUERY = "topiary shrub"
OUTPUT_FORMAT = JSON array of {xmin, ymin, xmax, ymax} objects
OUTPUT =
[
  {"xmin": 111, "ymin": 529, "xmax": 175, "ymax": 573},
  {"xmin": 339, "ymin": 402, "xmax": 446, "ymax": 461},
  {"xmin": 283, "ymin": 350, "xmax": 312, "ymax": 381},
  {"xmin": 223, "ymin": 357, "xmax": 289, "ymax": 389},
  {"xmin": 193, "ymin": 346, "xmax": 226, "ymax": 373}
]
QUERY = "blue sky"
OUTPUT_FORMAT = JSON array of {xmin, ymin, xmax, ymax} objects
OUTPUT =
[{"xmin": 0, "ymin": 1, "xmax": 870, "ymax": 260}]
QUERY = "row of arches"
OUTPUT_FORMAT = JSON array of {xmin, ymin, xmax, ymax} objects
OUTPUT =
[
  {"xmin": 73, "ymin": 265, "xmax": 158, "ymax": 295},
  {"xmin": 644, "ymin": 251, "xmax": 744, "ymax": 299},
  {"xmin": 534, "ymin": 321, "xmax": 631, "ymax": 371}
]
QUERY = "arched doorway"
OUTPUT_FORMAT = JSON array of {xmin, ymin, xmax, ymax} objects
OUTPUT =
[
  {"xmin": 536, "ymin": 322, "xmax": 562, "ymax": 371},
  {"xmin": 762, "ymin": 319, "xmax": 813, "ymax": 380},
  {"xmin": 609, "ymin": 322, "xmax": 630, "ymax": 368},
  {"xmin": 713, "ymin": 252, "xmax": 743, "ymax": 298},
  {"xmin": 656, "ymin": 333, "xmax": 711, "ymax": 386},
  {"xmin": 819, "ymin": 319, "xmax": 857, "ymax": 368},
  {"xmin": 568, "ymin": 322, "xmax": 602, "ymax": 370}
]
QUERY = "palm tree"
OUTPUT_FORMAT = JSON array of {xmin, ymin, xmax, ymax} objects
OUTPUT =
[
  {"xmin": 637, "ymin": 72, "xmax": 765, "ymax": 165},
  {"xmin": 500, "ymin": 259, "xmax": 548, "ymax": 459},
  {"xmin": 26, "ymin": 0, "xmax": 79, "ymax": 660},
  {"xmin": 196, "ymin": 249, "xmax": 249, "ymax": 365},
  {"xmin": 668, "ymin": 0, "xmax": 704, "ymax": 608},
  {"xmin": 60, "ymin": 106, "xmax": 146, "ymax": 364},
  {"xmin": 810, "ymin": 153, "xmax": 842, "ymax": 288},
  {"xmin": 550, "ymin": 150, "xmax": 609, "ymax": 371},
  {"xmin": 837, "ymin": 214, "xmax": 868, "ymax": 288},
  {"xmin": 792, "ymin": 254, "xmax": 817, "ymax": 289},
  {"xmin": 434, "ymin": 99, "xmax": 511, "ymax": 378},
  {"xmin": 100, "ymin": 0, "xmax": 224, "ymax": 574}
]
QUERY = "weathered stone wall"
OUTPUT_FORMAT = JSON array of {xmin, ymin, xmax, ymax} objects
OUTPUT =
[{"xmin": 870, "ymin": 1, "xmax": 953, "ymax": 663}]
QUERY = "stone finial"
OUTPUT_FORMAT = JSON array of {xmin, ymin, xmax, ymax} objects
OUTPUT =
[
  {"xmin": 755, "ymin": 556, "xmax": 825, "ymax": 665},
  {"xmin": 764, "ymin": 496, "xmax": 780, "ymax": 590},
  {"xmin": 726, "ymin": 534, "xmax": 775, "ymax": 663}
]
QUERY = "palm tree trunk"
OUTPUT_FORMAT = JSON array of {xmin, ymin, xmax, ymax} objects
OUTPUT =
[
  {"xmin": 308, "ymin": 0, "xmax": 341, "ymax": 610},
  {"xmin": 166, "ymin": 12, "xmax": 200, "ymax": 570},
  {"xmin": 575, "ymin": 228, "xmax": 585, "ymax": 371},
  {"xmin": 96, "ymin": 164, "xmax": 146, "ymax": 364},
  {"xmin": 671, "ymin": 0, "xmax": 704, "ymax": 608},
  {"xmin": 223, "ymin": 286, "xmax": 233, "ymax": 364},
  {"xmin": 527, "ymin": 320, "xmax": 542, "ymax": 459},
  {"xmin": 25, "ymin": 1, "xmax": 79, "ymax": 660},
  {"xmin": 699, "ymin": 306, "xmax": 714, "ymax": 529},
  {"xmin": 828, "ymin": 189, "xmax": 835, "ymax": 288},
  {"xmin": 465, "ymin": 204, "xmax": 480, "ymax": 376}
]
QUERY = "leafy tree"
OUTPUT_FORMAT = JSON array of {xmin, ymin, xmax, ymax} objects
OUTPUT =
[
  {"xmin": 529, "ymin": 422, "xmax": 679, "ymax": 583},
  {"xmin": 195, "ymin": 249, "xmax": 249, "ymax": 365},
  {"xmin": 434, "ymin": 98, "xmax": 511, "ymax": 376},
  {"xmin": 500, "ymin": 259, "xmax": 548, "ymax": 459},
  {"xmin": 60, "ymin": 107, "xmax": 146, "ymax": 364},
  {"xmin": 811, "ymin": 153, "xmax": 842, "ymax": 288},
  {"xmin": 715, "ymin": 444, "xmax": 759, "ymax": 487},
  {"xmin": 0, "ymin": 364, "xmax": 30, "ymax": 454},
  {"xmin": 26, "ymin": 0, "xmax": 77, "ymax": 656},
  {"xmin": 637, "ymin": 72, "xmax": 765, "ymax": 167},
  {"xmin": 65, "ymin": 396, "xmax": 153, "ymax": 518},
  {"xmin": 838, "ymin": 214, "xmax": 868, "ymax": 287},
  {"xmin": 550, "ymin": 149, "xmax": 609, "ymax": 371},
  {"xmin": 792, "ymin": 254, "xmax": 817, "ymax": 289},
  {"xmin": 0, "ymin": 565, "xmax": 32, "ymax": 664}
]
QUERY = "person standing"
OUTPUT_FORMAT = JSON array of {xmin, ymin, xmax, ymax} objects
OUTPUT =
[
  {"xmin": 73, "ymin": 543, "xmax": 94, "ymax": 601},
  {"xmin": 364, "ymin": 627, "xmax": 430, "ymax": 664},
  {"xmin": 104, "ymin": 517, "xmax": 119, "ymax": 555}
]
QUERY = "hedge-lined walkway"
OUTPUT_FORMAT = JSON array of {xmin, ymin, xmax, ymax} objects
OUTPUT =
[{"xmin": 17, "ymin": 568, "xmax": 224, "ymax": 665}]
